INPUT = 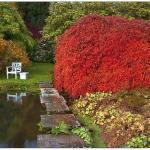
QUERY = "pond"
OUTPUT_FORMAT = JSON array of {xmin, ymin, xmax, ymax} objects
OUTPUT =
[{"xmin": 0, "ymin": 92, "xmax": 45, "ymax": 148}]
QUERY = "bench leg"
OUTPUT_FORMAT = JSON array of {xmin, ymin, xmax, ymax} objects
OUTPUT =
[
  {"xmin": 7, "ymin": 73, "xmax": 8, "ymax": 79},
  {"xmin": 15, "ymin": 73, "xmax": 17, "ymax": 79}
]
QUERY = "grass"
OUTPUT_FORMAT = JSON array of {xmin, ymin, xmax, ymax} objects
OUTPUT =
[{"xmin": 0, "ymin": 62, "xmax": 54, "ymax": 92}]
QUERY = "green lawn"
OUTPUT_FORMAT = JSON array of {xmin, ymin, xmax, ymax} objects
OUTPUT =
[{"xmin": 0, "ymin": 62, "xmax": 54, "ymax": 92}]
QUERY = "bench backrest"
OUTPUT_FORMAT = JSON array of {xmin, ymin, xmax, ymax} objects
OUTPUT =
[{"xmin": 12, "ymin": 62, "xmax": 22, "ymax": 72}]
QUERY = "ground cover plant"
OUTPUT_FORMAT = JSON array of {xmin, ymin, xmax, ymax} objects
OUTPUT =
[
  {"xmin": 0, "ymin": 62, "xmax": 53, "ymax": 92},
  {"xmin": 72, "ymin": 115, "xmax": 106, "ymax": 147},
  {"xmin": 71, "ymin": 90, "xmax": 150, "ymax": 147},
  {"xmin": 54, "ymin": 14, "xmax": 150, "ymax": 98}
]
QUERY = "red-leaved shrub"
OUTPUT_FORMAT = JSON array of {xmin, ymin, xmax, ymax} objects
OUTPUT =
[{"xmin": 54, "ymin": 15, "xmax": 150, "ymax": 98}]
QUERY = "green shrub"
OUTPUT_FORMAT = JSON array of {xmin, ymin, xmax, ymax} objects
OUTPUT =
[
  {"xmin": 71, "ymin": 127, "xmax": 93, "ymax": 146},
  {"xmin": 29, "ymin": 40, "xmax": 55, "ymax": 63},
  {"xmin": 126, "ymin": 135, "xmax": 150, "ymax": 148},
  {"xmin": 0, "ymin": 3, "xmax": 35, "ymax": 51},
  {"xmin": 51, "ymin": 121, "xmax": 70, "ymax": 135}
]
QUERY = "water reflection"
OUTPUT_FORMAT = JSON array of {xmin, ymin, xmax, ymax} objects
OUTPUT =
[
  {"xmin": 0, "ymin": 92, "xmax": 45, "ymax": 148},
  {"xmin": 7, "ymin": 93, "xmax": 26, "ymax": 104}
]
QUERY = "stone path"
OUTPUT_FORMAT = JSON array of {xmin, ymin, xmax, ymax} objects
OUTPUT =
[
  {"xmin": 40, "ymin": 114, "xmax": 80, "ymax": 128},
  {"xmin": 37, "ymin": 135, "xmax": 85, "ymax": 148},
  {"xmin": 40, "ymin": 95, "xmax": 69, "ymax": 113},
  {"xmin": 37, "ymin": 82, "xmax": 85, "ymax": 148}
]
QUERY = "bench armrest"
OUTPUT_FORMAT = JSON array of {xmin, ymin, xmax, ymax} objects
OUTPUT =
[{"xmin": 6, "ymin": 66, "xmax": 16, "ymax": 72}]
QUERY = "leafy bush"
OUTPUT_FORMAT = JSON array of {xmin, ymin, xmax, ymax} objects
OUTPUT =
[
  {"xmin": 71, "ymin": 127, "xmax": 93, "ymax": 146},
  {"xmin": 29, "ymin": 39, "xmax": 55, "ymax": 63},
  {"xmin": 0, "ymin": 3, "xmax": 35, "ymax": 52},
  {"xmin": 0, "ymin": 39, "xmax": 31, "ymax": 74},
  {"xmin": 51, "ymin": 121, "xmax": 70, "ymax": 135},
  {"xmin": 126, "ymin": 135, "xmax": 150, "ymax": 148},
  {"xmin": 54, "ymin": 14, "xmax": 150, "ymax": 98}
]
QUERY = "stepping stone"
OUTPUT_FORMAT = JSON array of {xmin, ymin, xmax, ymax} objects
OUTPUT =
[
  {"xmin": 40, "ymin": 88, "xmax": 59, "ymax": 97},
  {"xmin": 40, "ymin": 95, "xmax": 66, "ymax": 104},
  {"xmin": 45, "ymin": 102, "xmax": 69, "ymax": 113},
  {"xmin": 37, "ymin": 134, "xmax": 85, "ymax": 148},
  {"xmin": 40, "ymin": 114, "xmax": 80, "ymax": 128},
  {"xmin": 39, "ymin": 82, "xmax": 53, "ymax": 88}
]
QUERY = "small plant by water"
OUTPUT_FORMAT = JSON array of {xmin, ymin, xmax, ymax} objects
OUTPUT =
[
  {"xmin": 37, "ymin": 121, "xmax": 94, "ymax": 147},
  {"xmin": 71, "ymin": 127, "xmax": 93, "ymax": 146},
  {"xmin": 51, "ymin": 121, "xmax": 70, "ymax": 135}
]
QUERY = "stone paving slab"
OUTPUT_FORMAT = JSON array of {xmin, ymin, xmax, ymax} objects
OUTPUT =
[
  {"xmin": 40, "ymin": 95, "xmax": 66, "ymax": 104},
  {"xmin": 39, "ymin": 82, "xmax": 53, "ymax": 88},
  {"xmin": 40, "ymin": 114, "xmax": 80, "ymax": 128},
  {"xmin": 45, "ymin": 101, "xmax": 69, "ymax": 113},
  {"xmin": 40, "ymin": 88, "xmax": 59, "ymax": 97},
  {"xmin": 37, "ymin": 134, "xmax": 85, "ymax": 148}
]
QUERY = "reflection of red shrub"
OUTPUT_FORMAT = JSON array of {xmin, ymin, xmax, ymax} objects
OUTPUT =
[{"xmin": 54, "ymin": 15, "xmax": 150, "ymax": 98}]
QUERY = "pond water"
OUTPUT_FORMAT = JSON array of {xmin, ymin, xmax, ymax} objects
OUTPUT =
[{"xmin": 0, "ymin": 92, "xmax": 45, "ymax": 148}]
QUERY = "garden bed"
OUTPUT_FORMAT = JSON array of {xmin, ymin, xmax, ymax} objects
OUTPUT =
[{"xmin": 71, "ymin": 89, "xmax": 150, "ymax": 148}]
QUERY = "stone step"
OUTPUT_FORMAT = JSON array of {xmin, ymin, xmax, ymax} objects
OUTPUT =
[
  {"xmin": 40, "ymin": 88, "xmax": 59, "ymax": 97},
  {"xmin": 40, "ymin": 94, "xmax": 69, "ymax": 113},
  {"xmin": 40, "ymin": 95, "xmax": 66, "ymax": 104},
  {"xmin": 37, "ymin": 134, "xmax": 85, "ymax": 148},
  {"xmin": 40, "ymin": 114, "xmax": 80, "ymax": 128},
  {"xmin": 45, "ymin": 102, "xmax": 69, "ymax": 113},
  {"xmin": 39, "ymin": 82, "xmax": 53, "ymax": 88}
]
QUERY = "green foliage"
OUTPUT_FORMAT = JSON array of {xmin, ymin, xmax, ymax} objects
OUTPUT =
[
  {"xmin": 29, "ymin": 40, "xmax": 55, "ymax": 63},
  {"xmin": 51, "ymin": 121, "xmax": 70, "ymax": 135},
  {"xmin": 43, "ymin": 2, "xmax": 150, "ymax": 41},
  {"xmin": 0, "ymin": 3, "xmax": 35, "ymax": 51},
  {"xmin": 72, "ymin": 114, "xmax": 106, "ymax": 148},
  {"xmin": 126, "ymin": 135, "xmax": 150, "ymax": 148},
  {"xmin": 17, "ymin": 2, "xmax": 49, "ymax": 29},
  {"xmin": 71, "ymin": 127, "xmax": 93, "ymax": 146},
  {"xmin": 43, "ymin": 2, "xmax": 83, "ymax": 41}
]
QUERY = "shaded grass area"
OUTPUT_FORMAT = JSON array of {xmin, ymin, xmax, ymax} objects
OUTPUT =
[
  {"xmin": 0, "ymin": 62, "xmax": 54, "ymax": 92},
  {"xmin": 73, "ymin": 113, "xmax": 106, "ymax": 148}
]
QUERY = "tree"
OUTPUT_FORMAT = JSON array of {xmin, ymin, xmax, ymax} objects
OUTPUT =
[
  {"xmin": 0, "ymin": 3, "xmax": 35, "ymax": 51},
  {"xmin": 17, "ymin": 2, "xmax": 49, "ymax": 39},
  {"xmin": 17, "ymin": 2, "xmax": 49, "ymax": 29},
  {"xmin": 43, "ymin": 2, "xmax": 150, "ymax": 42}
]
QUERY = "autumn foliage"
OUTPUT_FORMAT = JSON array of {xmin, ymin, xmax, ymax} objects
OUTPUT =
[
  {"xmin": 0, "ymin": 39, "xmax": 31, "ymax": 73},
  {"xmin": 54, "ymin": 15, "xmax": 150, "ymax": 98}
]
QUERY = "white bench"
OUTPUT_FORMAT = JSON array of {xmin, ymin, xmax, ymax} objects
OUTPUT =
[{"xmin": 6, "ymin": 62, "xmax": 22, "ymax": 79}]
